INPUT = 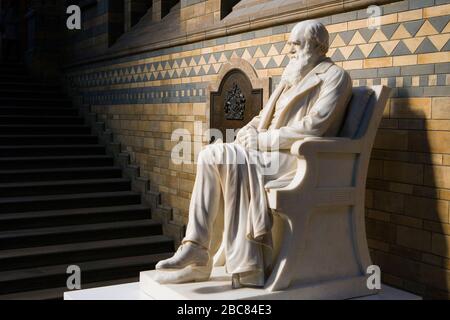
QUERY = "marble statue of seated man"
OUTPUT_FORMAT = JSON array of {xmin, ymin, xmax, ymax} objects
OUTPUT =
[{"xmin": 154, "ymin": 19, "xmax": 353, "ymax": 288}]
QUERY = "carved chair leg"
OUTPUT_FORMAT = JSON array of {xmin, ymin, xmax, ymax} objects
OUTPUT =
[{"xmin": 265, "ymin": 210, "xmax": 310, "ymax": 292}]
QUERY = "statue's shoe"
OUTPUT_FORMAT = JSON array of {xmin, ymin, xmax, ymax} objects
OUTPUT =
[
  {"xmin": 152, "ymin": 264, "xmax": 212, "ymax": 284},
  {"xmin": 153, "ymin": 242, "xmax": 211, "ymax": 284},
  {"xmin": 155, "ymin": 241, "xmax": 210, "ymax": 270}
]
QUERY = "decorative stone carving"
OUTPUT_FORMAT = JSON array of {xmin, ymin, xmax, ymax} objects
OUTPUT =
[{"xmin": 224, "ymin": 82, "xmax": 246, "ymax": 120}]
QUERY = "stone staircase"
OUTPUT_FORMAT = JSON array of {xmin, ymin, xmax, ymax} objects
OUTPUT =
[{"xmin": 0, "ymin": 63, "xmax": 174, "ymax": 300}]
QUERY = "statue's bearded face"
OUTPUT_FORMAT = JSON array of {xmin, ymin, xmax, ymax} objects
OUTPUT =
[{"xmin": 281, "ymin": 36, "xmax": 316, "ymax": 87}]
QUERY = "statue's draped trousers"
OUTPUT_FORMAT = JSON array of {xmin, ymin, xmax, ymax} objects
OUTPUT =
[{"xmin": 184, "ymin": 143, "xmax": 283, "ymax": 274}]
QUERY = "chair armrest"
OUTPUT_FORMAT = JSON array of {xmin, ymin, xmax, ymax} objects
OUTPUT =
[
  {"xmin": 290, "ymin": 137, "xmax": 362, "ymax": 158},
  {"xmin": 267, "ymin": 137, "xmax": 362, "ymax": 210}
]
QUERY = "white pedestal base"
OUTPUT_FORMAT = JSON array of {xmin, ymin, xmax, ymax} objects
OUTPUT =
[
  {"xmin": 139, "ymin": 267, "xmax": 421, "ymax": 300},
  {"xmin": 64, "ymin": 267, "xmax": 421, "ymax": 300}
]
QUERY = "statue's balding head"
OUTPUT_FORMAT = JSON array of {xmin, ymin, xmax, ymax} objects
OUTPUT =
[
  {"xmin": 281, "ymin": 20, "xmax": 329, "ymax": 87},
  {"xmin": 288, "ymin": 20, "xmax": 329, "ymax": 58}
]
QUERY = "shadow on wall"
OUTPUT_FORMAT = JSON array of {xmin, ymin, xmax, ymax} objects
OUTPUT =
[{"xmin": 367, "ymin": 91, "xmax": 449, "ymax": 299}]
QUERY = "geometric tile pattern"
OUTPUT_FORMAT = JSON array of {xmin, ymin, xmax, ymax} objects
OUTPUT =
[
  {"xmin": 70, "ymin": 16, "xmax": 450, "ymax": 88},
  {"xmin": 82, "ymin": 83, "xmax": 207, "ymax": 105},
  {"xmin": 80, "ymin": 71, "xmax": 450, "ymax": 105},
  {"xmin": 329, "ymin": 19, "xmax": 450, "ymax": 61},
  {"xmin": 67, "ymin": 5, "xmax": 450, "ymax": 105}
]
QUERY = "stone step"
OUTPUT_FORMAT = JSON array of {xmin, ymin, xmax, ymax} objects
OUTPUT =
[
  {"xmin": 0, "ymin": 124, "xmax": 91, "ymax": 135},
  {"xmin": 0, "ymin": 74, "xmax": 34, "ymax": 82},
  {"xmin": 0, "ymin": 134, "xmax": 98, "ymax": 145},
  {"xmin": 0, "ymin": 65, "xmax": 175, "ymax": 300},
  {"xmin": 0, "ymin": 166, "xmax": 122, "ymax": 183},
  {"xmin": 0, "ymin": 253, "xmax": 172, "ymax": 297},
  {"xmin": 0, "ymin": 277, "xmax": 139, "ymax": 300},
  {"xmin": 0, "ymin": 191, "xmax": 142, "ymax": 214},
  {"xmin": 0, "ymin": 155, "xmax": 114, "ymax": 170},
  {"xmin": 0, "ymin": 144, "xmax": 105, "ymax": 157},
  {"xmin": 0, "ymin": 219, "xmax": 162, "ymax": 250},
  {"xmin": 0, "ymin": 63, "xmax": 27, "ymax": 73},
  {"xmin": 0, "ymin": 115, "xmax": 84, "ymax": 125},
  {"xmin": 0, "ymin": 178, "xmax": 131, "ymax": 197},
  {"xmin": 0, "ymin": 90, "xmax": 66, "ymax": 99},
  {"xmin": 0, "ymin": 82, "xmax": 60, "ymax": 91},
  {"xmin": 0, "ymin": 235, "xmax": 174, "ymax": 272},
  {"xmin": 0, "ymin": 97, "xmax": 72, "ymax": 107},
  {"xmin": 0, "ymin": 107, "xmax": 78, "ymax": 116},
  {"xmin": 0, "ymin": 204, "xmax": 152, "ymax": 231}
]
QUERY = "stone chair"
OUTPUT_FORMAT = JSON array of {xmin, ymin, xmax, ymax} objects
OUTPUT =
[
  {"xmin": 263, "ymin": 85, "xmax": 391, "ymax": 299},
  {"xmin": 212, "ymin": 85, "xmax": 391, "ymax": 299}
]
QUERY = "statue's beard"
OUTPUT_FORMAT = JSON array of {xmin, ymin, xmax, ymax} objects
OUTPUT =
[{"xmin": 281, "ymin": 50, "xmax": 315, "ymax": 87}]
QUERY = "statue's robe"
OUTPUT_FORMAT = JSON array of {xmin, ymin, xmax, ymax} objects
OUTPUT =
[{"xmin": 183, "ymin": 58, "xmax": 353, "ymax": 281}]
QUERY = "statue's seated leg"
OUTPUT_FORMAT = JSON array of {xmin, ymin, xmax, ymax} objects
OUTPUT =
[
  {"xmin": 154, "ymin": 143, "xmax": 268, "ymax": 287},
  {"xmin": 153, "ymin": 145, "xmax": 223, "ymax": 283}
]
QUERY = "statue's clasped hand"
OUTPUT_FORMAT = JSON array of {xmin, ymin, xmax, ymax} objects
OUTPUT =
[{"xmin": 236, "ymin": 127, "xmax": 259, "ymax": 150}]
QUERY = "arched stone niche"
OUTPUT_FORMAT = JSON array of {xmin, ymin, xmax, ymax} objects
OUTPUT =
[{"xmin": 206, "ymin": 58, "xmax": 271, "ymax": 143}]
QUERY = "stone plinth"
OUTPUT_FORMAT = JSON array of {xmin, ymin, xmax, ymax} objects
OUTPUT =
[
  {"xmin": 138, "ymin": 267, "xmax": 421, "ymax": 300},
  {"xmin": 63, "ymin": 266, "xmax": 421, "ymax": 300}
]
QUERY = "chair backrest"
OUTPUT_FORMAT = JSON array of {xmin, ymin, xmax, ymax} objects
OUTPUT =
[{"xmin": 338, "ymin": 86, "xmax": 375, "ymax": 139}]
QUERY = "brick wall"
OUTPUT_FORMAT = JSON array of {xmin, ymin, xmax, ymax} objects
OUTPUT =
[
  {"xmin": 64, "ymin": 0, "xmax": 110, "ymax": 60},
  {"xmin": 65, "ymin": 0, "xmax": 450, "ymax": 298}
]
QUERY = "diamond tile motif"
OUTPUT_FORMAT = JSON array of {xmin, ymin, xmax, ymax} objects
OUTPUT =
[
  {"xmin": 381, "ymin": 40, "xmax": 401, "ymax": 55},
  {"xmin": 349, "ymin": 31, "xmax": 367, "ymax": 45},
  {"xmin": 267, "ymin": 45, "xmax": 279, "ymax": 56},
  {"xmin": 359, "ymin": 28, "xmax": 377, "ymax": 42},
  {"xmin": 272, "ymin": 54, "xmax": 285, "ymax": 67},
  {"xmin": 253, "ymin": 47, "xmax": 266, "ymax": 58},
  {"xmin": 403, "ymin": 20, "xmax": 426, "ymax": 37},
  {"xmin": 403, "ymin": 37, "xmax": 426, "ymax": 53},
  {"xmin": 266, "ymin": 57, "xmax": 278, "ymax": 69},
  {"xmin": 340, "ymin": 30, "xmax": 357, "ymax": 45},
  {"xmin": 230, "ymin": 51, "xmax": 240, "ymax": 59},
  {"xmin": 68, "ymin": 12, "xmax": 450, "ymax": 98},
  {"xmin": 340, "ymin": 45, "xmax": 356, "ymax": 59},
  {"xmin": 391, "ymin": 41, "xmax": 412, "ymax": 56},
  {"xmin": 274, "ymin": 41, "xmax": 286, "ymax": 54},
  {"xmin": 331, "ymin": 49, "xmax": 346, "ymax": 61},
  {"xmin": 348, "ymin": 46, "xmax": 366, "ymax": 60},
  {"xmin": 368, "ymin": 43, "xmax": 388, "ymax": 58},
  {"xmin": 415, "ymin": 37, "xmax": 439, "ymax": 53},
  {"xmin": 416, "ymin": 20, "xmax": 439, "ymax": 37},
  {"xmin": 259, "ymin": 43, "xmax": 272, "ymax": 56},
  {"xmin": 358, "ymin": 43, "xmax": 377, "ymax": 57},
  {"xmin": 235, "ymin": 48, "xmax": 245, "ymax": 57},
  {"xmin": 381, "ymin": 23, "xmax": 400, "ymax": 40},
  {"xmin": 369, "ymin": 29, "xmax": 389, "ymax": 42},
  {"xmin": 331, "ymin": 34, "xmax": 346, "ymax": 47},
  {"xmin": 218, "ymin": 53, "xmax": 228, "ymax": 63},
  {"xmin": 442, "ymin": 38, "xmax": 450, "ymax": 51}
]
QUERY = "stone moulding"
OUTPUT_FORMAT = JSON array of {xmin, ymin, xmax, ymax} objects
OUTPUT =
[{"xmin": 64, "ymin": 0, "xmax": 396, "ymax": 69}]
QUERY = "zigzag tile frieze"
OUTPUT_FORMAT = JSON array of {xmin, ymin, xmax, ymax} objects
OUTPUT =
[{"xmin": 67, "ymin": 3, "xmax": 450, "ymax": 105}]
